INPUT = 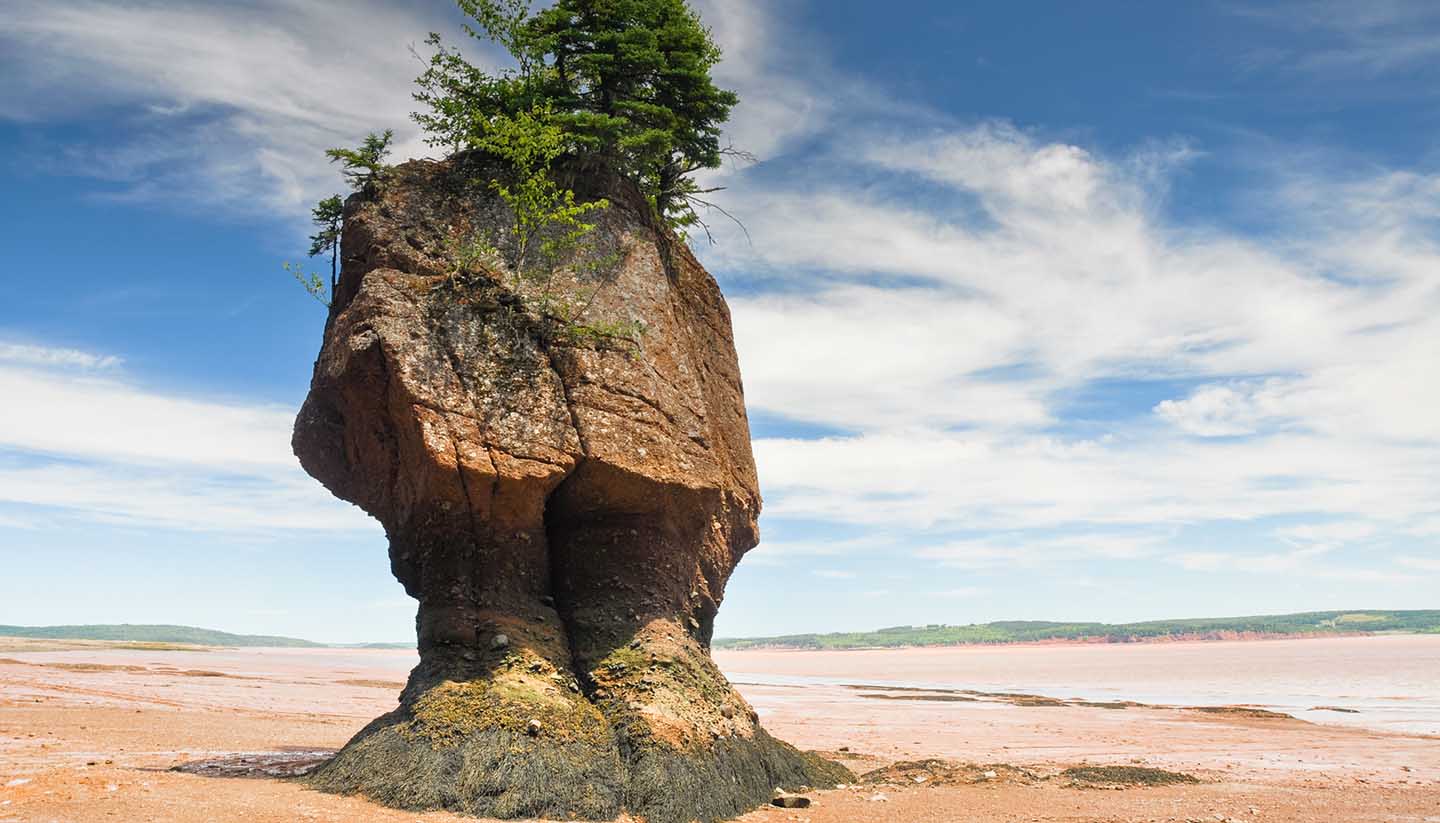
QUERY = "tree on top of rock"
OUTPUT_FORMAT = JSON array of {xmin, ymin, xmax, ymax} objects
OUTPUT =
[{"xmin": 414, "ymin": 0, "xmax": 741, "ymax": 234}]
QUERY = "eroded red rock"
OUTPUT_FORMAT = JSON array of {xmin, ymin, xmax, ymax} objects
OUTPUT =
[{"xmin": 293, "ymin": 156, "xmax": 847, "ymax": 822}]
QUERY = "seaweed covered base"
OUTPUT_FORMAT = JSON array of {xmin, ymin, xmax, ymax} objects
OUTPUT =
[
  {"xmin": 618, "ymin": 727, "xmax": 852, "ymax": 823},
  {"xmin": 307, "ymin": 665, "xmax": 851, "ymax": 822},
  {"xmin": 308, "ymin": 709, "xmax": 625, "ymax": 819}
]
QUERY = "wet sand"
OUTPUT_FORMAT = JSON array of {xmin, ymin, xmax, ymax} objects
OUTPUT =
[{"xmin": 2, "ymin": 638, "xmax": 1438, "ymax": 822}]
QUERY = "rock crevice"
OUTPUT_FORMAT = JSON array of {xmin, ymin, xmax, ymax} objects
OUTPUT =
[{"xmin": 293, "ymin": 156, "xmax": 847, "ymax": 822}]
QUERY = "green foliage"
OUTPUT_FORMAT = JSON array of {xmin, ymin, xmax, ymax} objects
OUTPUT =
[
  {"xmin": 326, "ymin": 130, "xmax": 395, "ymax": 191},
  {"xmin": 413, "ymin": 32, "xmax": 530, "ymax": 153},
  {"xmin": 285, "ymin": 261, "xmax": 331, "ymax": 307},
  {"xmin": 442, "ymin": 107, "xmax": 642, "ymax": 346},
  {"xmin": 287, "ymin": 134, "xmax": 388, "ymax": 309},
  {"xmin": 308, "ymin": 194, "xmax": 344, "ymax": 259},
  {"xmin": 306, "ymin": 193, "xmax": 345, "ymax": 302},
  {"xmin": 414, "ymin": 0, "xmax": 740, "ymax": 231},
  {"xmin": 482, "ymin": 107, "xmax": 610, "ymax": 281},
  {"xmin": 714, "ymin": 610, "xmax": 1440, "ymax": 650}
]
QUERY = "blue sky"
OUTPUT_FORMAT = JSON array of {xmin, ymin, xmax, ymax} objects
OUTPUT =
[{"xmin": 1, "ymin": 0, "xmax": 1438, "ymax": 643}]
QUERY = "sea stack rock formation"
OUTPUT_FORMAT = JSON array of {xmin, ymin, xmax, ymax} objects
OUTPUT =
[{"xmin": 293, "ymin": 156, "xmax": 848, "ymax": 822}]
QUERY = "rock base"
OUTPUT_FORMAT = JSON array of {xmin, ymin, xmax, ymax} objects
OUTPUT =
[
  {"xmin": 308, "ymin": 711, "xmax": 625, "ymax": 820},
  {"xmin": 308, "ymin": 694, "xmax": 849, "ymax": 823}
]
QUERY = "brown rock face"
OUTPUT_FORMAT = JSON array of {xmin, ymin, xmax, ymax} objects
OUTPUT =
[{"xmin": 293, "ymin": 157, "xmax": 847, "ymax": 822}]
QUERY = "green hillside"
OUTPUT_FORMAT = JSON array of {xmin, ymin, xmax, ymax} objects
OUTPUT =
[
  {"xmin": 0, "ymin": 624, "xmax": 322, "ymax": 648},
  {"xmin": 714, "ymin": 610, "xmax": 1440, "ymax": 650}
]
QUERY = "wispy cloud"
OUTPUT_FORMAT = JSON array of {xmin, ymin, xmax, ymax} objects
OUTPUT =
[
  {"xmin": 917, "ymin": 532, "xmax": 1168, "ymax": 571},
  {"xmin": 0, "ymin": 342, "xmax": 121, "ymax": 371},
  {"xmin": 699, "ymin": 117, "xmax": 1440, "ymax": 578},
  {"xmin": 934, "ymin": 587, "xmax": 986, "ymax": 599},
  {"xmin": 0, "ymin": 343, "xmax": 372, "ymax": 533},
  {"xmin": 0, "ymin": 0, "xmax": 869, "ymax": 218},
  {"xmin": 1228, "ymin": 0, "xmax": 1440, "ymax": 77},
  {"xmin": 1173, "ymin": 548, "xmax": 1416, "ymax": 583},
  {"xmin": 2, "ymin": 0, "xmax": 1436, "ymax": 603},
  {"xmin": 0, "ymin": 512, "xmax": 40, "ymax": 530},
  {"xmin": 0, "ymin": 0, "xmax": 473, "ymax": 214},
  {"xmin": 1396, "ymin": 555, "xmax": 1440, "ymax": 573}
]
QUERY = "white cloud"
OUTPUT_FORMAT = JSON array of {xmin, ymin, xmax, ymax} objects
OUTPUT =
[
  {"xmin": 690, "ymin": 0, "xmax": 836, "ymax": 161},
  {"xmin": 1396, "ymin": 555, "xmax": 1440, "ymax": 573},
  {"xmin": 1275, "ymin": 521, "xmax": 1378, "ymax": 547},
  {"xmin": 0, "ymin": 513, "xmax": 39, "ymax": 530},
  {"xmin": 0, "ymin": 460, "xmax": 367, "ymax": 533},
  {"xmin": 744, "ymin": 534, "xmax": 901, "ymax": 566},
  {"xmin": 731, "ymin": 286, "xmax": 1048, "ymax": 432},
  {"xmin": 0, "ymin": 362, "xmax": 296, "ymax": 468},
  {"xmin": 934, "ymin": 587, "xmax": 986, "ymax": 599},
  {"xmin": 1170, "ymin": 521, "xmax": 1403, "ymax": 580},
  {"xmin": 0, "ymin": 0, "xmax": 865, "ymax": 218},
  {"xmin": 0, "ymin": 0, "xmax": 476, "ymax": 214},
  {"xmin": 2, "ymin": 0, "xmax": 1437, "ymax": 600},
  {"xmin": 697, "ymin": 116, "xmax": 1440, "ymax": 583},
  {"xmin": 0, "ymin": 344, "xmax": 372, "ymax": 533},
  {"xmin": 1174, "ymin": 548, "xmax": 1415, "ymax": 582},
  {"xmin": 916, "ymin": 533, "xmax": 1166, "ymax": 571},
  {"xmin": 0, "ymin": 342, "xmax": 121, "ymax": 371},
  {"xmin": 1173, "ymin": 552, "xmax": 1228, "ymax": 572},
  {"xmin": 1154, "ymin": 379, "xmax": 1299, "ymax": 437},
  {"xmin": 1230, "ymin": 0, "xmax": 1440, "ymax": 76}
]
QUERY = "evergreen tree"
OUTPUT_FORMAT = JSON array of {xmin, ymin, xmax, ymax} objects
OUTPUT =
[
  {"xmin": 308, "ymin": 194, "xmax": 344, "ymax": 292},
  {"xmin": 414, "ymin": 0, "xmax": 740, "ymax": 231},
  {"xmin": 326, "ymin": 130, "xmax": 395, "ymax": 191}
]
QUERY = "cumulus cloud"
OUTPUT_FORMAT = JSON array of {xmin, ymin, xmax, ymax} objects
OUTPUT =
[
  {"xmin": 1154, "ymin": 380, "xmax": 1300, "ymax": 437},
  {"xmin": 702, "ymin": 117, "xmax": 1440, "ymax": 580}
]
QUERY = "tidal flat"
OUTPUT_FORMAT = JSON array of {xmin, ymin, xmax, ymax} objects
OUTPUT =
[{"xmin": 2, "ymin": 635, "xmax": 1438, "ymax": 822}]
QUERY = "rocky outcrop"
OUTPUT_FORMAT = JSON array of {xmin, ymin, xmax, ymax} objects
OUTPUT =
[{"xmin": 293, "ymin": 156, "xmax": 848, "ymax": 822}]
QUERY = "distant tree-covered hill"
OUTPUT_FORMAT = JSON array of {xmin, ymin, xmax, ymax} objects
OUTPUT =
[
  {"xmin": 714, "ymin": 610, "xmax": 1440, "ymax": 650},
  {"xmin": 0, "ymin": 624, "xmax": 322, "ymax": 648}
]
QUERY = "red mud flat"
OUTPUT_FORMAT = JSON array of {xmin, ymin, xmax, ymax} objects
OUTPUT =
[{"xmin": 1, "ymin": 640, "xmax": 1438, "ymax": 822}]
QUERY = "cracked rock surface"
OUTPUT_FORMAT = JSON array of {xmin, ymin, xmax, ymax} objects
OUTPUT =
[{"xmin": 292, "ymin": 156, "xmax": 849, "ymax": 822}]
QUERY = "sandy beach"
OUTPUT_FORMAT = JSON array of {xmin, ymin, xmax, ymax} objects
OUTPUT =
[{"xmin": 2, "ymin": 636, "xmax": 1438, "ymax": 822}]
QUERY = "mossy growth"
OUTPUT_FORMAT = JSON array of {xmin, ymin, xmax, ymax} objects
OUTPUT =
[
  {"xmin": 1062, "ymin": 765, "xmax": 1200, "ymax": 786},
  {"xmin": 595, "ymin": 644, "xmax": 649, "ymax": 675},
  {"xmin": 404, "ymin": 677, "xmax": 611, "ymax": 749},
  {"xmin": 618, "ymin": 727, "xmax": 854, "ymax": 823},
  {"xmin": 307, "ymin": 709, "xmax": 626, "ymax": 821}
]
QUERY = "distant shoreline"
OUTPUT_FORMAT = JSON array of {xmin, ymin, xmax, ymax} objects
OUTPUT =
[
  {"xmin": 715, "ymin": 610, "xmax": 1440, "ymax": 652},
  {"xmin": 5, "ymin": 610, "xmax": 1438, "ymax": 652},
  {"xmin": 716, "ymin": 629, "xmax": 1440, "ymax": 652}
]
